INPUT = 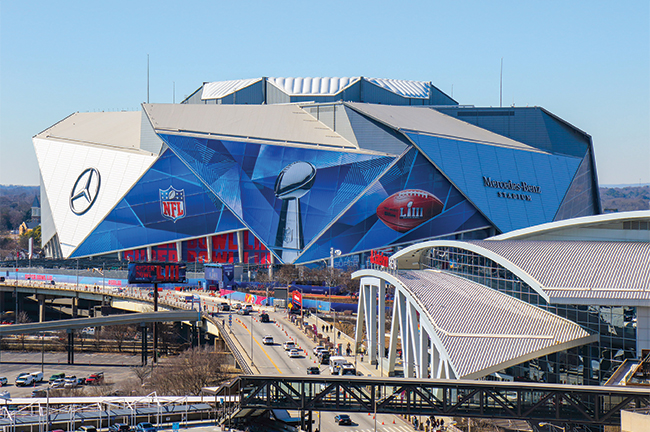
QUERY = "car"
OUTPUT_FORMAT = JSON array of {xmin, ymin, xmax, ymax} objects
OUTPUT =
[
  {"xmin": 108, "ymin": 424, "xmax": 131, "ymax": 432},
  {"xmin": 0, "ymin": 377, "xmax": 7, "ymax": 386},
  {"xmin": 49, "ymin": 373, "xmax": 65, "ymax": 382},
  {"xmin": 30, "ymin": 371, "xmax": 44, "ymax": 382},
  {"xmin": 306, "ymin": 367, "xmax": 320, "ymax": 375},
  {"xmin": 32, "ymin": 389, "xmax": 47, "ymax": 398},
  {"xmin": 313, "ymin": 345, "xmax": 326, "ymax": 356},
  {"xmin": 288, "ymin": 349, "xmax": 301, "ymax": 358},
  {"xmin": 335, "ymin": 414, "xmax": 352, "ymax": 425},
  {"xmin": 135, "ymin": 422, "xmax": 156, "ymax": 432},
  {"xmin": 15, "ymin": 373, "xmax": 34, "ymax": 387},
  {"xmin": 283, "ymin": 341, "xmax": 296, "ymax": 350},
  {"xmin": 77, "ymin": 426, "xmax": 97, "ymax": 432},
  {"xmin": 50, "ymin": 379, "xmax": 65, "ymax": 388},
  {"xmin": 219, "ymin": 303, "xmax": 230, "ymax": 311},
  {"xmin": 260, "ymin": 312, "xmax": 270, "ymax": 323},
  {"xmin": 262, "ymin": 336, "xmax": 274, "ymax": 345},
  {"xmin": 64, "ymin": 377, "xmax": 82, "ymax": 388},
  {"xmin": 85, "ymin": 372, "xmax": 104, "ymax": 385}
]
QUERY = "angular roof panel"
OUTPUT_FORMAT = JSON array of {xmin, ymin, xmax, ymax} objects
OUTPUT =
[
  {"xmin": 35, "ymin": 112, "xmax": 144, "ymax": 152},
  {"xmin": 346, "ymin": 103, "xmax": 540, "ymax": 151},
  {"xmin": 201, "ymin": 78, "xmax": 262, "ymax": 100},
  {"xmin": 143, "ymin": 103, "xmax": 365, "ymax": 150},
  {"xmin": 267, "ymin": 77, "xmax": 360, "ymax": 96},
  {"xmin": 367, "ymin": 77, "xmax": 430, "ymax": 98},
  {"xmin": 395, "ymin": 270, "xmax": 595, "ymax": 378}
]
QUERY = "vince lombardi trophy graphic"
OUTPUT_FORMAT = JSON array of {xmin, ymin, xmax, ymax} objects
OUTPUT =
[{"xmin": 274, "ymin": 161, "xmax": 316, "ymax": 262}]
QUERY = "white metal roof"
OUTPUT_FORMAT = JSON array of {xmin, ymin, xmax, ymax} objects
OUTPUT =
[
  {"xmin": 34, "ymin": 111, "xmax": 145, "ymax": 152},
  {"xmin": 143, "ymin": 103, "xmax": 367, "ymax": 151},
  {"xmin": 345, "ymin": 103, "xmax": 541, "ymax": 152},
  {"xmin": 368, "ymin": 77, "xmax": 430, "ymax": 98},
  {"xmin": 490, "ymin": 210, "xmax": 650, "ymax": 242},
  {"xmin": 267, "ymin": 76, "xmax": 360, "ymax": 96},
  {"xmin": 201, "ymin": 78, "xmax": 262, "ymax": 100},
  {"xmin": 395, "ymin": 270, "xmax": 595, "ymax": 378},
  {"xmin": 392, "ymin": 239, "xmax": 650, "ymax": 303},
  {"xmin": 467, "ymin": 240, "xmax": 650, "ymax": 291}
]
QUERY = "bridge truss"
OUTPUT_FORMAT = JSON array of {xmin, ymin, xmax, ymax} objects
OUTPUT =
[{"xmin": 212, "ymin": 375, "xmax": 650, "ymax": 429}]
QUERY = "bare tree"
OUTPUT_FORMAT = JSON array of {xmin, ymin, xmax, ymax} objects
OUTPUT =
[
  {"xmin": 149, "ymin": 347, "xmax": 231, "ymax": 395},
  {"xmin": 16, "ymin": 311, "xmax": 30, "ymax": 350},
  {"xmin": 131, "ymin": 365, "xmax": 153, "ymax": 387},
  {"xmin": 104, "ymin": 324, "xmax": 136, "ymax": 352}
]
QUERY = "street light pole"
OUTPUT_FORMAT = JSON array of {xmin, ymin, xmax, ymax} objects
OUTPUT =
[
  {"xmin": 538, "ymin": 423, "xmax": 566, "ymax": 432},
  {"xmin": 250, "ymin": 314, "xmax": 254, "ymax": 367}
]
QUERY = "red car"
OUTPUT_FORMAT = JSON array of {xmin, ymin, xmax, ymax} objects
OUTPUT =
[{"xmin": 85, "ymin": 372, "xmax": 104, "ymax": 385}]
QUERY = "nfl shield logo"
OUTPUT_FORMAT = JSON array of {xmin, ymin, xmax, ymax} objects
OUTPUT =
[{"xmin": 160, "ymin": 186, "xmax": 186, "ymax": 222}]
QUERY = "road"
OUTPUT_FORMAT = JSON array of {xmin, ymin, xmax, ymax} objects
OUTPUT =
[{"xmin": 207, "ymin": 303, "xmax": 422, "ymax": 432}]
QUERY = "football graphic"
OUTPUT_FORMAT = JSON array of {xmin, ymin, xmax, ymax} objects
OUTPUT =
[{"xmin": 376, "ymin": 189, "xmax": 443, "ymax": 233}]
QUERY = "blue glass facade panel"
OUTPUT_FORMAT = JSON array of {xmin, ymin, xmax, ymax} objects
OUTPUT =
[
  {"xmin": 72, "ymin": 149, "xmax": 245, "ymax": 257},
  {"xmin": 296, "ymin": 148, "xmax": 492, "ymax": 263},
  {"xmin": 160, "ymin": 134, "xmax": 395, "ymax": 262},
  {"xmin": 409, "ymin": 132, "xmax": 582, "ymax": 233}
]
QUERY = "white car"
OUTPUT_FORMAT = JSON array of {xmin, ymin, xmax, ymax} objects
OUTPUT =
[
  {"xmin": 30, "ymin": 371, "xmax": 43, "ymax": 382},
  {"xmin": 283, "ymin": 341, "xmax": 296, "ymax": 351},
  {"xmin": 262, "ymin": 336, "xmax": 274, "ymax": 345},
  {"xmin": 15, "ymin": 373, "xmax": 34, "ymax": 387},
  {"xmin": 313, "ymin": 346, "xmax": 326, "ymax": 356},
  {"xmin": 288, "ymin": 349, "xmax": 301, "ymax": 358},
  {"xmin": 50, "ymin": 379, "xmax": 65, "ymax": 388}
]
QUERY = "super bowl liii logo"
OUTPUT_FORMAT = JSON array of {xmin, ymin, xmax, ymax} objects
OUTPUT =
[
  {"xmin": 160, "ymin": 186, "xmax": 186, "ymax": 222},
  {"xmin": 483, "ymin": 176, "xmax": 541, "ymax": 202}
]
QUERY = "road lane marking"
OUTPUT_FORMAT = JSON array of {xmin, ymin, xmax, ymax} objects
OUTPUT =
[{"xmin": 238, "ymin": 320, "xmax": 283, "ymax": 374}]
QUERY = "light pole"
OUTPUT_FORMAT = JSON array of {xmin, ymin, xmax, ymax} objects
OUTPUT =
[
  {"xmin": 329, "ymin": 248, "xmax": 340, "ymax": 353},
  {"xmin": 250, "ymin": 314, "xmax": 254, "ymax": 367},
  {"xmin": 538, "ymin": 423, "xmax": 566, "ymax": 432}
]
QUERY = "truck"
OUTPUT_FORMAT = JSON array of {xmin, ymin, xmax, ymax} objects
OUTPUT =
[
  {"xmin": 339, "ymin": 363, "xmax": 356, "ymax": 376},
  {"xmin": 30, "ymin": 371, "xmax": 43, "ymax": 382},
  {"xmin": 328, "ymin": 356, "xmax": 348, "ymax": 374}
]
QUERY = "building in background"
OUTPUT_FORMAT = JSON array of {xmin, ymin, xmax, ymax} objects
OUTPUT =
[{"xmin": 32, "ymin": 76, "xmax": 600, "ymax": 266}]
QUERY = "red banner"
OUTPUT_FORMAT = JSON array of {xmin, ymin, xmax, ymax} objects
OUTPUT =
[{"xmin": 292, "ymin": 290, "xmax": 302, "ymax": 306}]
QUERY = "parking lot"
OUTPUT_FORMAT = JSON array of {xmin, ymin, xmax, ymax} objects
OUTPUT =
[{"xmin": 0, "ymin": 351, "xmax": 141, "ymax": 397}]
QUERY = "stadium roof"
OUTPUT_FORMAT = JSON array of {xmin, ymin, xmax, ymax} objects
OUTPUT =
[
  {"xmin": 392, "ymin": 270, "xmax": 595, "ymax": 378},
  {"xmin": 392, "ymin": 240, "xmax": 650, "ymax": 305},
  {"xmin": 346, "ymin": 103, "xmax": 540, "ymax": 152},
  {"xmin": 142, "ymin": 103, "xmax": 368, "ymax": 151},
  {"xmin": 34, "ymin": 111, "xmax": 146, "ymax": 153},
  {"xmin": 491, "ymin": 210, "xmax": 650, "ymax": 242},
  {"xmin": 198, "ymin": 76, "xmax": 435, "ymax": 100}
]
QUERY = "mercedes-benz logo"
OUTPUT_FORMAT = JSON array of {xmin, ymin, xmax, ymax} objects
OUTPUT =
[{"xmin": 70, "ymin": 168, "xmax": 101, "ymax": 215}]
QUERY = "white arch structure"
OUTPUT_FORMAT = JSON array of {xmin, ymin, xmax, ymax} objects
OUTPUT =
[
  {"xmin": 354, "ymin": 269, "xmax": 455, "ymax": 379},
  {"xmin": 353, "ymin": 268, "xmax": 596, "ymax": 380}
]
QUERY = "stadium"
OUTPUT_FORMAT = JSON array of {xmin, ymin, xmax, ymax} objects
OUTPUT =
[{"xmin": 33, "ymin": 76, "xmax": 601, "ymax": 267}]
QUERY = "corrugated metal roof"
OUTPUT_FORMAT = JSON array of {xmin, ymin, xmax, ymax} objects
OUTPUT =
[
  {"xmin": 396, "ymin": 270, "xmax": 593, "ymax": 378},
  {"xmin": 468, "ymin": 240, "xmax": 650, "ymax": 291},
  {"xmin": 35, "ymin": 112, "xmax": 144, "ymax": 151},
  {"xmin": 143, "ymin": 103, "xmax": 366, "ymax": 151},
  {"xmin": 346, "ymin": 103, "xmax": 540, "ymax": 152},
  {"xmin": 201, "ymin": 78, "xmax": 262, "ymax": 100},
  {"xmin": 267, "ymin": 77, "xmax": 360, "ymax": 96},
  {"xmin": 368, "ymin": 77, "xmax": 429, "ymax": 98}
]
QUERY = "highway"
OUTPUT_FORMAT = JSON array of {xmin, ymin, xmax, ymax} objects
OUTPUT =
[{"xmin": 208, "ymin": 304, "xmax": 421, "ymax": 432}]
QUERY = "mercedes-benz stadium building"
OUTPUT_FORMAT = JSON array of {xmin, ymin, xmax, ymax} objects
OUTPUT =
[{"xmin": 33, "ymin": 76, "xmax": 601, "ymax": 266}]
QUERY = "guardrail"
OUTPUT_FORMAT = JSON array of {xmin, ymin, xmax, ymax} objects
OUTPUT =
[{"xmin": 206, "ymin": 315, "xmax": 253, "ymax": 375}]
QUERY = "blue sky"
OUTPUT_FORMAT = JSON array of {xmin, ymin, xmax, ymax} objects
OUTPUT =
[{"xmin": 1, "ymin": 1, "xmax": 648, "ymax": 186}]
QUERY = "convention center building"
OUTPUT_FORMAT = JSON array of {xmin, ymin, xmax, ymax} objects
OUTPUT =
[{"xmin": 33, "ymin": 76, "xmax": 601, "ymax": 266}]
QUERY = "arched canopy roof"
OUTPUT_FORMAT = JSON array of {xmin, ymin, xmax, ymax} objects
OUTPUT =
[
  {"xmin": 391, "ymin": 240, "xmax": 650, "ymax": 304},
  {"xmin": 491, "ymin": 210, "xmax": 650, "ymax": 242},
  {"xmin": 354, "ymin": 269, "xmax": 595, "ymax": 379}
]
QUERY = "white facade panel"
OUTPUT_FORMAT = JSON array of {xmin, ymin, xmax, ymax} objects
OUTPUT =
[{"xmin": 33, "ymin": 137, "xmax": 157, "ymax": 258}]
